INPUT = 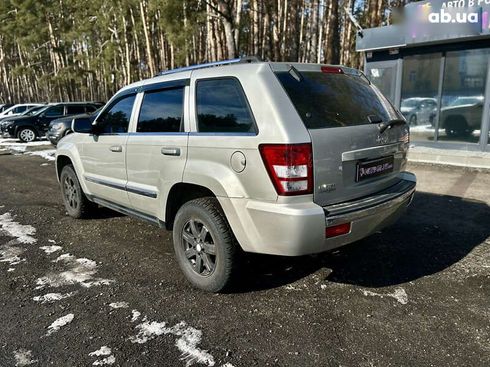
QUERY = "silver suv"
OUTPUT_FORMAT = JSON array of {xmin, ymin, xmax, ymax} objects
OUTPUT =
[{"xmin": 56, "ymin": 59, "xmax": 416, "ymax": 292}]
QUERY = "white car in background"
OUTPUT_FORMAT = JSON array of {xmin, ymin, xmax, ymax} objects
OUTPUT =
[{"xmin": 0, "ymin": 103, "xmax": 44, "ymax": 119}]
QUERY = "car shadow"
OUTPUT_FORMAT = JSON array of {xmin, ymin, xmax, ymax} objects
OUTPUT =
[{"xmin": 233, "ymin": 192, "xmax": 490, "ymax": 293}]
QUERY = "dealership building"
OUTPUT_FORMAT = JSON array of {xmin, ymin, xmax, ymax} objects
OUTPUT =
[{"xmin": 357, "ymin": 0, "xmax": 490, "ymax": 153}]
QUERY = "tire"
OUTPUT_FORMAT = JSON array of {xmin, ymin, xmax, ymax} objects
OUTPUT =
[
  {"xmin": 17, "ymin": 127, "xmax": 37, "ymax": 143},
  {"xmin": 60, "ymin": 164, "xmax": 96, "ymax": 219},
  {"xmin": 173, "ymin": 197, "xmax": 239, "ymax": 293},
  {"xmin": 444, "ymin": 116, "xmax": 472, "ymax": 138}
]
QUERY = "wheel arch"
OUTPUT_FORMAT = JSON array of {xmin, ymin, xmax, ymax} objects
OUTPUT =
[
  {"xmin": 56, "ymin": 154, "xmax": 73, "ymax": 181},
  {"xmin": 164, "ymin": 182, "xmax": 217, "ymax": 230}
]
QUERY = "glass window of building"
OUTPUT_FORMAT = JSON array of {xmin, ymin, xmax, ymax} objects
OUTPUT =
[
  {"xmin": 438, "ymin": 49, "xmax": 489, "ymax": 144},
  {"xmin": 400, "ymin": 53, "xmax": 441, "ymax": 142},
  {"xmin": 366, "ymin": 63, "xmax": 397, "ymax": 104}
]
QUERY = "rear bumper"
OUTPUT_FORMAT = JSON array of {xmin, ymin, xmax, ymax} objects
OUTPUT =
[{"xmin": 219, "ymin": 172, "xmax": 416, "ymax": 256}]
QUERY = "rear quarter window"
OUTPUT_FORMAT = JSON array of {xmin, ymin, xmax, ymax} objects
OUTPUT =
[
  {"xmin": 275, "ymin": 71, "xmax": 399, "ymax": 129},
  {"xmin": 196, "ymin": 78, "xmax": 256, "ymax": 134}
]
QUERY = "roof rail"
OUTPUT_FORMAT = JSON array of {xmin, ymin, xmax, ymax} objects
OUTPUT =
[{"xmin": 158, "ymin": 56, "xmax": 260, "ymax": 76}]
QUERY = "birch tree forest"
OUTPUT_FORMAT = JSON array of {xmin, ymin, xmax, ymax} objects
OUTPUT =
[{"xmin": 0, "ymin": 0, "xmax": 410, "ymax": 103}]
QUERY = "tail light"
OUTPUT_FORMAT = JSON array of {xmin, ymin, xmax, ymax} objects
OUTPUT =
[
  {"xmin": 321, "ymin": 66, "xmax": 344, "ymax": 74},
  {"xmin": 259, "ymin": 143, "xmax": 313, "ymax": 196}
]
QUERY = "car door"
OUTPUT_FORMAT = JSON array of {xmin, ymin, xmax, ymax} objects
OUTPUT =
[
  {"xmin": 125, "ymin": 82, "xmax": 189, "ymax": 219},
  {"xmin": 80, "ymin": 94, "xmax": 137, "ymax": 207},
  {"xmin": 37, "ymin": 105, "xmax": 64, "ymax": 134}
]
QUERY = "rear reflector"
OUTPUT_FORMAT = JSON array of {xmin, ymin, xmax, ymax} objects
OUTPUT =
[
  {"xmin": 321, "ymin": 66, "xmax": 344, "ymax": 74},
  {"xmin": 259, "ymin": 143, "xmax": 313, "ymax": 196},
  {"xmin": 326, "ymin": 223, "xmax": 351, "ymax": 238}
]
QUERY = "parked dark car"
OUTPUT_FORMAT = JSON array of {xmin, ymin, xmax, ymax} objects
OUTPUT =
[
  {"xmin": 0, "ymin": 102, "xmax": 100, "ymax": 142},
  {"xmin": 47, "ymin": 107, "xmax": 101, "ymax": 145},
  {"xmin": 0, "ymin": 104, "xmax": 46, "ymax": 123}
]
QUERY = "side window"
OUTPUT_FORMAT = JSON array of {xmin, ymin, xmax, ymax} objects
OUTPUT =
[
  {"xmin": 137, "ymin": 88, "xmax": 184, "ymax": 133},
  {"xmin": 14, "ymin": 106, "xmax": 27, "ymax": 113},
  {"xmin": 196, "ymin": 78, "xmax": 256, "ymax": 133},
  {"xmin": 67, "ymin": 105, "xmax": 86, "ymax": 115},
  {"xmin": 86, "ymin": 105, "xmax": 97, "ymax": 113},
  {"xmin": 96, "ymin": 95, "xmax": 135, "ymax": 134},
  {"xmin": 44, "ymin": 105, "xmax": 64, "ymax": 117}
]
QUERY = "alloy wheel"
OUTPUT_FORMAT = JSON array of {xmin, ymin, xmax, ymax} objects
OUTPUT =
[
  {"xmin": 63, "ymin": 176, "xmax": 79, "ymax": 210},
  {"xmin": 181, "ymin": 219, "xmax": 217, "ymax": 276},
  {"xmin": 20, "ymin": 129, "xmax": 35, "ymax": 142}
]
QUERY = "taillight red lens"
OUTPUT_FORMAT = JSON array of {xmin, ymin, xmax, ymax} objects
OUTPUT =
[
  {"xmin": 325, "ymin": 223, "xmax": 351, "ymax": 238},
  {"xmin": 259, "ymin": 143, "xmax": 313, "ymax": 196},
  {"xmin": 321, "ymin": 66, "xmax": 344, "ymax": 74}
]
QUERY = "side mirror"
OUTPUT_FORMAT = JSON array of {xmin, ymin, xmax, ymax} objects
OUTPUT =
[{"xmin": 72, "ymin": 117, "xmax": 93, "ymax": 134}]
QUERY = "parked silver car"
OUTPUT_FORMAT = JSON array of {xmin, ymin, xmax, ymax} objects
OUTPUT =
[
  {"xmin": 400, "ymin": 98, "xmax": 437, "ymax": 126},
  {"xmin": 55, "ymin": 59, "xmax": 416, "ymax": 292}
]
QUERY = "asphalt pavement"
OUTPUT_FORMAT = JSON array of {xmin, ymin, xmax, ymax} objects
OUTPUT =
[{"xmin": 0, "ymin": 143, "xmax": 489, "ymax": 367}]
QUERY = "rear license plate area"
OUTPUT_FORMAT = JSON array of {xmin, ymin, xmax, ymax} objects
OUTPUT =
[{"xmin": 356, "ymin": 156, "xmax": 394, "ymax": 182}]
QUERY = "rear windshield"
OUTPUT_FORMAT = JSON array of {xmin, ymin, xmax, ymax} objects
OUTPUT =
[{"xmin": 275, "ymin": 71, "xmax": 399, "ymax": 129}]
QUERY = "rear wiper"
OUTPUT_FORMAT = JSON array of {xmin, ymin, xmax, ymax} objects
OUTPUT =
[
  {"xmin": 377, "ymin": 119, "xmax": 406, "ymax": 134},
  {"xmin": 288, "ymin": 65, "xmax": 303, "ymax": 82}
]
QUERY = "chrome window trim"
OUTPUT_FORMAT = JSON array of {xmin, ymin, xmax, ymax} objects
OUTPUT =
[
  {"xmin": 188, "ymin": 132, "xmax": 257, "ymax": 137},
  {"xmin": 127, "ymin": 132, "xmax": 189, "ymax": 136}
]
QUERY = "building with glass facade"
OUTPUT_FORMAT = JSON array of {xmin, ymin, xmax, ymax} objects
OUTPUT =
[{"xmin": 357, "ymin": 0, "xmax": 490, "ymax": 152}]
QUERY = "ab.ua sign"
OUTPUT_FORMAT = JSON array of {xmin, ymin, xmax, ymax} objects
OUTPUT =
[{"xmin": 405, "ymin": 0, "xmax": 490, "ymax": 43}]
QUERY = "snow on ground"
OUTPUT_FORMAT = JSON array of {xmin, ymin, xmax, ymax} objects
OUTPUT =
[
  {"xmin": 362, "ymin": 287, "xmax": 408, "ymax": 305},
  {"xmin": 108, "ymin": 301, "xmax": 129, "ymax": 309},
  {"xmin": 33, "ymin": 292, "xmax": 77, "ymax": 304},
  {"xmin": 0, "ymin": 213, "xmax": 37, "ymax": 244},
  {"xmin": 89, "ymin": 346, "xmax": 115, "ymax": 366},
  {"xmin": 35, "ymin": 253, "xmax": 114, "ymax": 289},
  {"xmin": 45, "ymin": 314, "xmax": 74, "ymax": 336},
  {"xmin": 39, "ymin": 245, "xmax": 62, "ymax": 254},
  {"xmin": 13, "ymin": 349, "xmax": 38, "ymax": 366},
  {"xmin": 27, "ymin": 149, "xmax": 56, "ymax": 161},
  {"xmin": 0, "ymin": 212, "xmax": 37, "ymax": 269},
  {"xmin": 129, "ymin": 318, "xmax": 215, "ymax": 367},
  {"xmin": 130, "ymin": 310, "xmax": 141, "ymax": 322}
]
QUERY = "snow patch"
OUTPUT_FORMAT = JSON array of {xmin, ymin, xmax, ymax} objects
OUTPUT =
[
  {"xmin": 89, "ymin": 346, "xmax": 112, "ymax": 357},
  {"xmin": 39, "ymin": 245, "xmax": 62, "ymax": 254},
  {"xmin": 33, "ymin": 292, "xmax": 77, "ymax": 304},
  {"xmin": 27, "ymin": 149, "xmax": 56, "ymax": 161},
  {"xmin": 0, "ymin": 241, "xmax": 26, "ymax": 266},
  {"xmin": 362, "ymin": 287, "xmax": 408, "ymax": 305},
  {"xmin": 35, "ymin": 253, "xmax": 114, "ymax": 289},
  {"xmin": 109, "ymin": 301, "xmax": 129, "ymax": 309},
  {"xmin": 46, "ymin": 313, "xmax": 74, "ymax": 336},
  {"xmin": 0, "ymin": 140, "xmax": 50, "ymax": 147},
  {"xmin": 130, "ymin": 310, "xmax": 141, "ymax": 322},
  {"xmin": 13, "ymin": 349, "xmax": 38, "ymax": 366},
  {"xmin": 93, "ymin": 356, "xmax": 116, "ymax": 366},
  {"xmin": 129, "ymin": 320, "xmax": 215, "ymax": 366},
  {"xmin": 0, "ymin": 213, "xmax": 37, "ymax": 244},
  {"xmin": 89, "ymin": 346, "xmax": 115, "ymax": 365}
]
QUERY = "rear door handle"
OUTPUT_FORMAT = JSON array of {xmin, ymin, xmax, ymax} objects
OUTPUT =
[
  {"xmin": 110, "ymin": 145, "xmax": 123, "ymax": 152},
  {"xmin": 161, "ymin": 147, "xmax": 181, "ymax": 156}
]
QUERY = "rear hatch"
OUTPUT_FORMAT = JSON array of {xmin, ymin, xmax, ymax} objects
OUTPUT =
[{"xmin": 273, "ymin": 63, "xmax": 410, "ymax": 207}]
